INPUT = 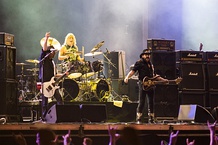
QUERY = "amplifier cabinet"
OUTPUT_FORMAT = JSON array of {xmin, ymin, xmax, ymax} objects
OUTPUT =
[
  {"xmin": 0, "ymin": 79, "xmax": 18, "ymax": 115},
  {"xmin": 147, "ymin": 39, "xmax": 175, "ymax": 51},
  {"xmin": 176, "ymin": 51, "xmax": 204, "ymax": 62},
  {"xmin": 178, "ymin": 63, "xmax": 206, "ymax": 91},
  {"xmin": 206, "ymin": 63, "xmax": 218, "ymax": 91},
  {"xmin": 206, "ymin": 51, "xmax": 218, "ymax": 62},
  {"xmin": 0, "ymin": 32, "xmax": 14, "ymax": 46},
  {"xmin": 0, "ymin": 45, "xmax": 16, "ymax": 80},
  {"xmin": 179, "ymin": 91, "xmax": 206, "ymax": 107}
]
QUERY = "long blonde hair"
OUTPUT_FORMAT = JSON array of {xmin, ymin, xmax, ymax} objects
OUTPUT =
[{"xmin": 63, "ymin": 33, "xmax": 77, "ymax": 46}]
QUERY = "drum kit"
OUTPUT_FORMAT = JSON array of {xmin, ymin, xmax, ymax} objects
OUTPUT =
[
  {"xmin": 16, "ymin": 40, "xmax": 119, "ymax": 102},
  {"xmin": 16, "ymin": 59, "xmax": 40, "ymax": 102},
  {"xmin": 59, "ymin": 42, "xmax": 112, "ymax": 102}
]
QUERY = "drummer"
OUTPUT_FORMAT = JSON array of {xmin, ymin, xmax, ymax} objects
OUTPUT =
[{"xmin": 58, "ymin": 33, "xmax": 84, "ymax": 64}]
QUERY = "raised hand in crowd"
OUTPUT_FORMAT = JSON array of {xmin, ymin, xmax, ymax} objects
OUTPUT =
[
  {"xmin": 108, "ymin": 125, "xmax": 120, "ymax": 145},
  {"xmin": 186, "ymin": 138, "xmax": 195, "ymax": 145},
  {"xmin": 207, "ymin": 120, "xmax": 218, "ymax": 145},
  {"xmin": 62, "ymin": 130, "xmax": 72, "ymax": 145},
  {"xmin": 168, "ymin": 130, "xmax": 179, "ymax": 145}
]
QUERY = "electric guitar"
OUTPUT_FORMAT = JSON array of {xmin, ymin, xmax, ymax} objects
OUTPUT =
[
  {"xmin": 142, "ymin": 75, "xmax": 182, "ymax": 91},
  {"xmin": 40, "ymin": 66, "xmax": 73, "ymax": 98}
]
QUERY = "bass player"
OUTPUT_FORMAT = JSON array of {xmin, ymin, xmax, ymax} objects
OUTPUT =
[{"xmin": 124, "ymin": 49, "xmax": 168, "ymax": 123}]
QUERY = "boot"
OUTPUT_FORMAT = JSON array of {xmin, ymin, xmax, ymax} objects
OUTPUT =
[
  {"xmin": 148, "ymin": 113, "xmax": 155, "ymax": 123},
  {"xmin": 136, "ymin": 112, "xmax": 142, "ymax": 123}
]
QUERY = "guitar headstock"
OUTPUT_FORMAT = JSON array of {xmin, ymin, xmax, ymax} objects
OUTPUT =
[{"xmin": 175, "ymin": 77, "xmax": 183, "ymax": 84}]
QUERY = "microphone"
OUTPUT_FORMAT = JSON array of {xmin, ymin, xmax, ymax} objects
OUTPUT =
[
  {"xmin": 199, "ymin": 43, "xmax": 203, "ymax": 51},
  {"xmin": 106, "ymin": 48, "xmax": 110, "ymax": 54}
]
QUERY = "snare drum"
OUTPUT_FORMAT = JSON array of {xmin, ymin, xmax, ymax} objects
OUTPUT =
[{"xmin": 90, "ymin": 79, "xmax": 110, "ymax": 98}]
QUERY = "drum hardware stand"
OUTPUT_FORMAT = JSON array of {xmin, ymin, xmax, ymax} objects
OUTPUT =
[
  {"xmin": 17, "ymin": 64, "xmax": 27, "ymax": 102},
  {"xmin": 102, "ymin": 52, "xmax": 122, "ymax": 102}
]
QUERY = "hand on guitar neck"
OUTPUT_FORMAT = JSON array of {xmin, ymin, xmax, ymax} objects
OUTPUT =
[{"xmin": 142, "ymin": 75, "xmax": 182, "ymax": 91}]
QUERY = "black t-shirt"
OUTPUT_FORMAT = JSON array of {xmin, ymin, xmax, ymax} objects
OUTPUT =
[
  {"xmin": 132, "ymin": 58, "xmax": 154, "ymax": 81},
  {"xmin": 38, "ymin": 49, "xmax": 55, "ymax": 82}
]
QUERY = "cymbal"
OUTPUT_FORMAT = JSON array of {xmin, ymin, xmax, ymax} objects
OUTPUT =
[
  {"xmin": 68, "ymin": 73, "xmax": 82, "ymax": 79},
  {"xmin": 65, "ymin": 51, "xmax": 82, "ymax": 55},
  {"xmin": 81, "ymin": 72, "xmax": 95, "ymax": 79},
  {"xmin": 26, "ymin": 59, "xmax": 39, "ymax": 64},
  {"xmin": 40, "ymin": 37, "xmax": 61, "ymax": 50},
  {"xmin": 26, "ymin": 68, "xmax": 39, "ymax": 72},
  {"xmin": 84, "ymin": 52, "xmax": 103, "ymax": 57},
  {"xmin": 91, "ymin": 41, "xmax": 104, "ymax": 53},
  {"xmin": 16, "ymin": 63, "xmax": 29, "ymax": 66}
]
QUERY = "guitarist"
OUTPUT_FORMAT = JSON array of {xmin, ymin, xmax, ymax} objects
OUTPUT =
[
  {"xmin": 124, "ymin": 49, "xmax": 168, "ymax": 123},
  {"xmin": 38, "ymin": 32, "xmax": 63, "ymax": 121}
]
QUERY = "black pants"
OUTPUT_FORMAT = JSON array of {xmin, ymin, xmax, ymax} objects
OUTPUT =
[
  {"xmin": 41, "ymin": 89, "xmax": 63, "ymax": 118},
  {"xmin": 137, "ymin": 81, "xmax": 154, "ymax": 114}
]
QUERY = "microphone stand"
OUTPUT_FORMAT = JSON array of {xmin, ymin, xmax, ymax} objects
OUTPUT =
[{"xmin": 101, "ymin": 50, "xmax": 122, "ymax": 102}]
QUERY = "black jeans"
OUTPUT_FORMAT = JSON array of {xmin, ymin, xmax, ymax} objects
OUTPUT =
[
  {"xmin": 41, "ymin": 89, "xmax": 63, "ymax": 118},
  {"xmin": 137, "ymin": 81, "xmax": 154, "ymax": 114}
]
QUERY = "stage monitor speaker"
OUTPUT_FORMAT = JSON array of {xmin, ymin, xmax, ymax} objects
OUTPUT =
[
  {"xmin": 179, "ymin": 63, "xmax": 205, "ymax": 90},
  {"xmin": 207, "ymin": 63, "xmax": 218, "ymax": 91},
  {"xmin": 104, "ymin": 51, "xmax": 125, "ymax": 79},
  {"xmin": 154, "ymin": 84, "xmax": 179, "ymax": 117},
  {"xmin": 151, "ymin": 51, "xmax": 176, "ymax": 79},
  {"xmin": 179, "ymin": 91, "xmax": 206, "ymax": 107},
  {"xmin": 0, "ymin": 80, "xmax": 17, "ymax": 115},
  {"xmin": 0, "ymin": 45, "xmax": 16, "ymax": 80},
  {"xmin": 178, "ymin": 104, "xmax": 215, "ymax": 123},
  {"xmin": 45, "ymin": 104, "xmax": 81, "ymax": 123},
  {"xmin": 81, "ymin": 104, "xmax": 107, "ymax": 123}
]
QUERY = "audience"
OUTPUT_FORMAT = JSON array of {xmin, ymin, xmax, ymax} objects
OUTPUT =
[{"xmin": 12, "ymin": 121, "xmax": 217, "ymax": 145}]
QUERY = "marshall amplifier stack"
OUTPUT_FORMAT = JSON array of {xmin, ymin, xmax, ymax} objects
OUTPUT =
[
  {"xmin": 147, "ymin": 39, "xmax": 178, "ymax": 118},
  {"xmin": 177, "ymin": 50, "xmax": 218, "ymax": 109},
  {"xmin": 0, "ymin": 32, "xmax": 18, "ymax": 119}
]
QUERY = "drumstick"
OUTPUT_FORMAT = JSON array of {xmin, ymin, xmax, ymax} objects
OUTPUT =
[{"xmin": 82, "ymin": 46, "xmax": 84, "ymax": 59}]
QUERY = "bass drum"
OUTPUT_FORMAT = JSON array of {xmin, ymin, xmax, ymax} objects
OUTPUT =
[
  {"xmin": 91, "ymin": 79, "xmax": 110, "ymax": 98},
  {"xmin": 59, "ymin": 79, "xmax": 79, "ymax": 101}
]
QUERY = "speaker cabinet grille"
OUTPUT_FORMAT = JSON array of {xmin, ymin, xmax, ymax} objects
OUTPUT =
[
  {"xmin": 151, "ymin": 51, "xmax": 176, "ymax": 79},
  {"xmin": 209, "ymin": 92, "xmax": 218, "ymax": 110},
  {"xmin": 0, "ymin": 45, "xmax": 16, "ymax": 80},
  {"xmin": 179, "ymin": 91, "xmax": 206, "ymax": 107},
  {"xmin": 179, "ymin": 63, "xmax": 205, "ymax": 90},
  {"xmin": 0, "ymin": 80, "xmax": 17, "ymax": 115},
  {"xmin": 207, "ymin": 63, "xmax": 218, "ymax": 91},
  {"xmin": 154, "ymin": 84, "xmax": 179, "ymax": 117}
]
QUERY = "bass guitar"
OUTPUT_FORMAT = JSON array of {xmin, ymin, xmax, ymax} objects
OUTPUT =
[
  {"xmin": 142, "ymin": 75, "xmax": 182, "ymax": 91},
  {"xmin": 40, "ymin": 66, "xmax": 73, "ymax": 98}
]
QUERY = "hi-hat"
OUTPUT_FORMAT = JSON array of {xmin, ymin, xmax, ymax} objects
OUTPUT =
[
  {"xmin": 91, "ymin": 41, "xmax": 104, "ymax": 53},
  {"xmin": 84, "ymin": 52, "xmax": 103, "ymax": 57},
  {"xmin": 26, "ymin": 59, "xmax": 39, "ymax": 64},
  {"xmin": 16, "ymin": 63, "xmax": 29, "ymax": 66},
  {"xmin": 40, "ymin": 37, "xmax": 61, "ymax": 50}
]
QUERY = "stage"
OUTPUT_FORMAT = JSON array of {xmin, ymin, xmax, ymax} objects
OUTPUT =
[{"xmin": 0, "ymin": 101, "xmax": 217, "ymax": 145}]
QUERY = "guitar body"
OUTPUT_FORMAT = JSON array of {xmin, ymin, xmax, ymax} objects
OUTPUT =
[
  {"xmin": 142, "ymin": 76, "xmax": 159, "ymax": 91},
  {"xmin": 40, "ymin": 77, "xmax": 60, "ymax": 98}
]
